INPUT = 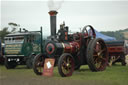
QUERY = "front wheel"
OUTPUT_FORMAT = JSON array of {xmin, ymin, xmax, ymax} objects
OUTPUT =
[
  {"xmin": 58, "ymin": 53, "xmax": 75, "ymax": 77},
  {"xmin": 33, "ymin": 53, "xmax": 45, "ymax": 75},
  {"xmin": 4, "ymin": 57, "xmax": 17, "ymax": 69},
  {"xmin": 26, "ymin": 54, "xmax": 35, "ymax": 69}
]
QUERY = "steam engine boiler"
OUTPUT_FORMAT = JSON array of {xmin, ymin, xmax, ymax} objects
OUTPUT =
[{"xmin": 33, "ymin": 11, "xmax": 108, "ymax": 77}]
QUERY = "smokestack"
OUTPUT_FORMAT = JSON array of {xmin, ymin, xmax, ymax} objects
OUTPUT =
[{"xmin": 48, "ymin": 10, "xmax": 58, "ymax": 36}]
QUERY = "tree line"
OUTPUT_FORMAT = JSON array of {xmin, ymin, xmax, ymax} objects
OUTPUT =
[{"xmin": 100, "ymin": 28, "xmax": 128, "ymax": 40}]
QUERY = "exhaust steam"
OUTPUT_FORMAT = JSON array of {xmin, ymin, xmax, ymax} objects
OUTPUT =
[{"xmin": 48, "ymin": 0, "xmax": 64, "ymax": 11}]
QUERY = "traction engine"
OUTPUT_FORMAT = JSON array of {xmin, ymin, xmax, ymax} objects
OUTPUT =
[{"xmin": 33, "ymin": 11, "xmax": 108, "ymax": 77}]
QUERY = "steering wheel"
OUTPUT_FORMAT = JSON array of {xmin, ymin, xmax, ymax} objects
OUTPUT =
[{"xmin": 82, "ymin": 25, "xmax": 96, "ymax": 39}]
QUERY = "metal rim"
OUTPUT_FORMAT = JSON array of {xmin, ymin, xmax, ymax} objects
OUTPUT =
[
  {"xmin": 33, "ymin": 54, "xmax": 44, "ymax": 75},
  {"xmin": 93, "ymin": 40, "xmax": 108, "ymax": 71},
  {"xmin": 35, "ymin": 59, "xmax": 43, "ymax": 74},
  {"xmin": 82, "ymin": 25, "xmax": 96, "ymax": 39},
  {"xmin": 61, "ymin": 55, "xmax": 74, "ymax": 76}
]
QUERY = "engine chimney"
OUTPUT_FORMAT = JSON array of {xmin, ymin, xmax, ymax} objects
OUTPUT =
[{"xmin": 48, "ymin": 11, "xmax": 58, "ymax": 36}]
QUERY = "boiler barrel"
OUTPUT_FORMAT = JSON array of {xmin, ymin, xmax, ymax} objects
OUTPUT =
[{"xmin": 45, "ymin": 41, "xmax": 80, "ymax": 57}]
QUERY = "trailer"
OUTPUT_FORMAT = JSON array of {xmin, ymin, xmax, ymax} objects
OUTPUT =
[{"xmin": 106, "ymin": 40, "xmax": 127, "ymax": 66}]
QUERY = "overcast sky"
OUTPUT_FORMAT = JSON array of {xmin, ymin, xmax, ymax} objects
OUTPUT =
[{"xmin": 1, "ymin": 0, "xmax": 128, "ymax": 36}]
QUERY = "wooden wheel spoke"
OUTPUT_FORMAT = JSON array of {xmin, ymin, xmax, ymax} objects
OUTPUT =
[
  {"xmin": 36, "ymin": 61, "xmax": 41, "ymax": 67},
  {"xmin": 68, "ymin": 64, "xmax": 72, "ymax": 69},
  {"xmin": 67, "ymin": 66, "xmax": 70, "ymax": 71},
  {"xmin": 95, "ymin": 61, "xmax": 102, "ymax": 68},
  {"xmin": 62, "ymin": 66, "xmax": 68, "ymax": 74},
  {"xmin": 63, "ymin": 61, "xmax": 67, "ymax": 65},
  {"xmin": 62, "ymin": 63, "xmax": 66, "ymax": 67},
  {"xmin": 94, "ymin": 48, "xmax": 97, "ymax": 52},
  {"xmin": 100, "ymin": 57, "xmax": 107, "ymax": 61},
  {"xmin": 37, "ymin": 66, "xmax": 41, "ymax": 72},
  {"xmin": 62, "ymin": 63, "xmax": 70, "ymax": 74},
  {"xmin": 95, "ymin": 57, "xmax": 102, "ymax": 67},
  {"xmin": 36, "ymin": 62, "xmax": 42, "ymax": 71},
  {"xmin": 62, "ymin": 58, "xmax": 67, "ymax": 66},
  {"xmin": 93, "ymin": 54, "xmax": 98, "ymax": 57},
  {"xmin": 67, "ymin": 57, "xmax": 71, "ymax": 63},
  {"xmin": 100, "ymin": 64, "xmax": 104, "ymax": 70},
  {"xmin": 93, "ymin": 53, "xmax": 98, "ymax": 59},
  {"xmin": 98, "ymin": 48, "xmax": 106, "ymax": 56},
  {"xmin": 94, "ymin": 58, "xmax": 98, "ymax": 64},
  {"xmin": 97, "ymin": 44, "xmax": 101, "ymax": 51},
  {"xmin": 95, "ymin": 42, "xmax": 101, "ymax": 52},
  {"xmin": 62, "ymin": 58, "xmax": 71, "ymax": 70}
]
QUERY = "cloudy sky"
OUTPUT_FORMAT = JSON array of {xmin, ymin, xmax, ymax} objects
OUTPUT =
[{"xmin": 1, "ymin": 0, "xmax": 128, "ymax": 36}]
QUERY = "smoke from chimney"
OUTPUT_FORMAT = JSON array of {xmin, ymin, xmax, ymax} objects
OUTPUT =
[{"xmin": 48, "ymin": 0, "xmax": 64, "ymax": 11}]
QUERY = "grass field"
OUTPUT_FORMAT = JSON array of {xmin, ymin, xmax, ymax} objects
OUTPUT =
[{"xmin": 0, "ymin": 64, "xmax": 128, "ymax": 85}]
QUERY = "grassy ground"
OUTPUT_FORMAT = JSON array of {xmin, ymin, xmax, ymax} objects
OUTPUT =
[{"xmin": 0, "ymin": 64, "xmax": 128, "ymax": 85}]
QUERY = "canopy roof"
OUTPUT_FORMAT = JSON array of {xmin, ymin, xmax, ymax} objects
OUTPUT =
[
  {"xmin": 88, "ymin": 29, "xmax": 116, "ymax": 41},
  {"xmin": 95, "ymin": 30, "xmax": 116, "ymax": 41}
]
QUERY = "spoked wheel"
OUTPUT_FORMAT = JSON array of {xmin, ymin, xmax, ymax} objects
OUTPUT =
[
  {"xmin": 87, "ymin": 38, "xmax": 108, "ymax": 71},
  {"xmin": 58, "ymin": 53, "xmax": 75, "ymax": 77},
  {"xmin": 33, "ymin": 53, "xmax": 45, "ymax": 75},
  {"xmin": 82, "ymin": 25, "xmax": 96, "ymax": 39}
]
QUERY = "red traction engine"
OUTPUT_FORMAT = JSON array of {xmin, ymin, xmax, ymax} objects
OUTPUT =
[{"xmin": 33, "ymin": 11, "xmax": 108, "ymax": 77}]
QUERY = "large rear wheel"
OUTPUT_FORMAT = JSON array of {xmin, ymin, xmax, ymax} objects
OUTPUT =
[
  {"xmin": 87, "ymin": 38, "xmax": 108, "ymax": 71},
  {"xmin": 58, "ymin": 53, "xmax": 75, "ymax": 77},
  {"xmin": 33, "ymin": 53, "xmax": 45, "ymax": 75}
]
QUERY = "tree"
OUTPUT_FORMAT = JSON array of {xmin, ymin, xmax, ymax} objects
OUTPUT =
[
  {"xmin": 8, "ymin": 22, "xmax": 18, "ymax": 26},
  {"xmin": 8, "ymin": 22, "xmax": 19, "ymax": 33},
  {"xmin": 0, "ymin": 27, "xmax": 10, "ymax": 42},
  {"xmin": 0, "ymin": 22, "xmax": 19, "ymax": 42}
]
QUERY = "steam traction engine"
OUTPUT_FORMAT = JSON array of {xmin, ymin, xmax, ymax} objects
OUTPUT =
[{"xmin": 33, "ymin": 11, "xmax": 108, "ymax": 77}]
